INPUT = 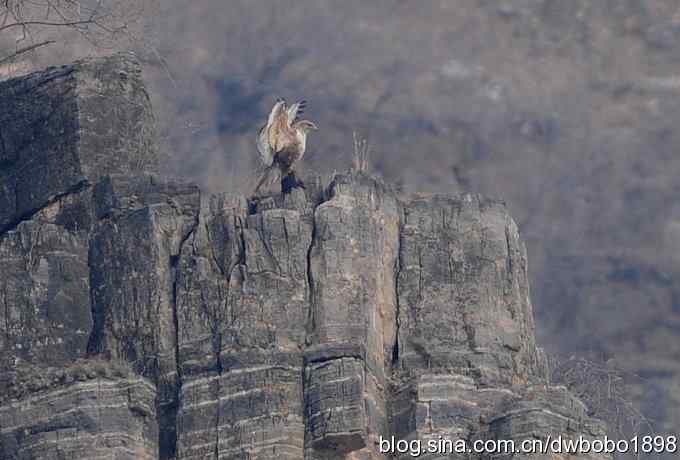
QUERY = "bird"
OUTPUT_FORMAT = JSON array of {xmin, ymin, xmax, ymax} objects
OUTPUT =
[{"xmin": 252, "ymin": 98, "xmax": 318, "ymax": 195}]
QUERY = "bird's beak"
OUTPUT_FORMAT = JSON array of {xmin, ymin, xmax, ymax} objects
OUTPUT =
[{"xmin": 310, "ymin": 122, "xmax": 319, "ymax": 131}]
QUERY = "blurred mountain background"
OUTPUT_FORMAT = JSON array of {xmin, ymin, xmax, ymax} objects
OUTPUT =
[{"xmin": 2, "ymin": 0, "xmax": 679, "ymax": 450}]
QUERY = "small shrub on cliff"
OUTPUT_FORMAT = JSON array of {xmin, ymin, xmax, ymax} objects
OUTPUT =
[
  {"xmin": 548, "ymin": 354, "xmax": 655, "ymax": 455},
  {"xmin": 352, "ymin": 131, "xmax": 371, "ymax": 173}
]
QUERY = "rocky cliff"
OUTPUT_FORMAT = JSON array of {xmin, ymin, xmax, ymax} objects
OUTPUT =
[{"xmin": 0, "ymin": 54, "xmax": 610, "ymax": 459}]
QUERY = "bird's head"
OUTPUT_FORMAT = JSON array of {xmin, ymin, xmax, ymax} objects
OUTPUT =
[{"xmin": 293, "ymin": 120, "xmax": 318, "ymax": 133}]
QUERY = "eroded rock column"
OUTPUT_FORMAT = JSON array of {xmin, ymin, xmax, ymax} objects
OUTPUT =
[
  {"xmin": 87, "ymin": 173, "xmax": 199, "ymax": 458},
  {"xmin": 391, "ymin": 193, "xmax": 609, "ymax": 459},
  {"xmin": 176, "ymin": 190, "xmax": 312, "ymax": 459},
  {"xmin": 305, "ymin": 173, "xmax": 401, "ymax": 458}
]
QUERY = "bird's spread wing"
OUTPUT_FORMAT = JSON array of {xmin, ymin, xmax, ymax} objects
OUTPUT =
[
  {"xmin": 268, "ymin": 100, "xmax": 287, "ymax": 127},
  {"xmin": 256, "ymin": 100, "xmax": 288, "ymax": 166},
  {"xmin": 271, "ymin": 105, "xmax": 298, "ymax": 154},
  {"xmin": 256, "ymin": 123, "xmax": 274, "ymax": 167},
  {"xmin": 286, "ymin": 100, "xmax": 306, "ymax": 125}
]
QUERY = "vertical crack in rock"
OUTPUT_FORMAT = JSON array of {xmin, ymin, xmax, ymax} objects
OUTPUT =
[
  {"xmin": 301, "ymin": 190, "xmax": 331, "ymax": 458},
  {"xmin": 236, "ymin": 214, "xmax": 247, "ymax": 270},
  {"xmin": 304, "ymin": 206, "xmax": 318, "ymax": 346},
  {"xmin": 164, "ymin": 214, "xmax": 199, "ymax": 460},
  {"xmin": 302, "ymin": 213, "xmax": 315, "ymax": 459},
  {"xmin": 392, "ymin": 207, "xmax": 405, "ymax": 367},
  {"xmin": 1, "ymin": 284, "xmax": 10, "ymax": 347},
  {"xmin": 213, "ymin": 215, "xmax": 247, "ymax": 460},
  {"xmin": 504, "ymin": 223, "xmax": 518, "ymax": 321},
  {"xmin": 205, "ymin": 220, "xmax": 226, "ymax": 277},
  {"xmin": 505, "ymin": 223, "xmax": 514, "ymax": 282},
  {"xmin": 215, "ymin": 212, "xmax": 245, "ymax": 459},
  {"xmin": 0, "ymin": 125, "xmax": 6, "ymax": 160},
  {"xmin": 416, "ymin": 246, "xmax": 424, "ymax": 304}
]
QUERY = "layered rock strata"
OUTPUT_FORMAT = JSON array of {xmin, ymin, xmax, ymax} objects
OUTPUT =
[{"xmin": 0, "ymin": 54, "xmax": 610, "ymax": 459}]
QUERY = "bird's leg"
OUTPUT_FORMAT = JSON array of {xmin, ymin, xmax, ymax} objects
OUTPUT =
[
  {"xmin": 295, "ymin": 174, "xmax": 306, "ymax": 189},
  {"xmin": 281, "ymin": 170, "xmax": 305, "ymax": 194},
  {"xmin": 281, "ymin": 172, "xmax": 295, "ymax": 194}
]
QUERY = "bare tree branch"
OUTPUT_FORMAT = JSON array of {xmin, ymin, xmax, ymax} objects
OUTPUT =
[
  {"xmin": 548, "ymin": 353, "xmax": 656, "ymax": 453},
  {"xmin": 0, "ymin": 38, "xmax": 53, "ymax": 65},
  {"xmin": 0, "ymin": 0, "xmax": 141, "ymax": 69},
  {"xmin": 0, "ymin": 20, "xmax": 95, "ymax": 33}
]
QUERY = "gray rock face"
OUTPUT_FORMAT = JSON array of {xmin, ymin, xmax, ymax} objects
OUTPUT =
[
  {"xmin": 0, "ymin": 53, "xmax": 162, "ymax": 460},
  {"xmin": 0, "ymin": 213, "xmax": 90, "ymax": 373},
  {"xmin": 0, "ymin": 55, "xmax": 611, "ymax": 459},
  {"xmin": 396, "ymin": 194, "xmax": 541, "ymax": 383},
  {"xmin": 87, "ymin": 173, "xmax": 200, "ymax": 458},
  {"xmin": 175, "ymin": 189, "xmax": 312, "ymax": 459},
  {"xmin": 0, "ymin": 362, "xmax": 158, "ymax": 460},
  {"xmin": 304, "ymin": 174, "xmax": 400, "ymax": 458},
  {"xmin": 0, "ymin": 52, "xmax": 158, "ymax": 235}
]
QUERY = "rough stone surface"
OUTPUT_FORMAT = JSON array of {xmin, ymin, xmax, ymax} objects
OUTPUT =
[
  {"xmin": 0, "ymin": 216, "xmax": 90, "ymax": 377},
  {"xmin": 0, "ymin": 51, "xmax": 158, "ymax": 235},
  {"xmin": 0, "ymin": 56, "xmax": 612, "ymax": 459},
  {"xmin": 0, "ymin": 54, "xmax": 163, "ymax": 460},
  {"xmin": 304, "ymin": 173, "xmax": 400, "ymax": 458},
  {"xmin": 87, "ymin": 172, "xmax": 200, "ymax": 458},
  {"xmin": 0, "ymin": 364, "xmax": 158, "ymax": 460},
  {"xmin": 396, "ymin": 193, "xmax": 542, "ymax": 384},
  {"xmin": 175, "ymin": 189, "xmax": 312, "ymax": 459}
]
